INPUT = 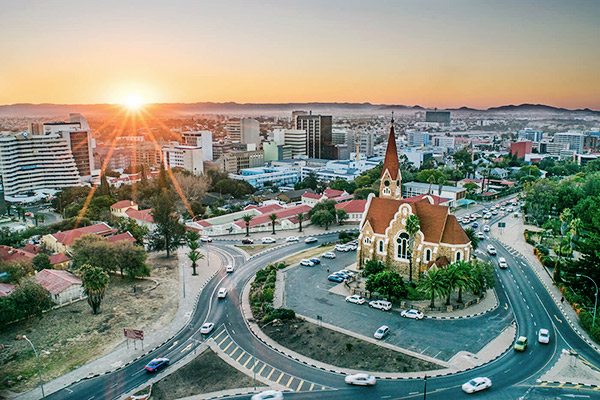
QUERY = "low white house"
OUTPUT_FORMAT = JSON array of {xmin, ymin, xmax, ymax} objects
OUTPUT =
[{"xmin": 35, "ymin": 269, "xmax": 85, "ymax": 305}]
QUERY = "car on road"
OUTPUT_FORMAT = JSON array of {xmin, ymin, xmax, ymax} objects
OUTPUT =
[
  {"xmin": 335, "ymin": 244, "xmax": 350, "ymax": 252},
  {"xmin": 498, "ymin": 257, "xmax": 507, "ymax": 269},
  {"xmin": 200, "ymin": 322, "xmax": 215, "ymax": 334},
  {"xmin": 300, "ymin": 259, "xmax": 315, "ymax": 267},
  {"xmin": 304, "ymin": 237, "xmax": 318, "ymax": 243},
  {"xmin": 483, "ymin": 225, "xmax": 490, "ymax": 232},
  {"xmin": 369, "ymin": 300, "xmax": 392, "ymax": 311},
  {"xmin": 401, "ymin": 309, "xmax": 424, "ymax": 320},
  {"xmin": 461, "ymin": 218, "xmax": 470, "ymax": 224},
  {"xmin": 492, "ymin": 210, "xmax": 498, "ymax": 215},
  {"xmin": 345, "ymin": 373, "xmax": 376, "ymax": 386},
  {"xmin": 483, "ymin": 214, "xmax": 491, "ymax": 219},
  {"xmin": 462, "ymin": 377, "xmax": 492, "ymax": 393},
  {"xmin": 251, "ymin": 390, "xmax": 283, "ymax": 400},
  {"xmin": 477, "ymin": 232, "xmax": 485, "ymax": 239},
  {"xmin": 262, "ymin": 237, "xmax": 276, "ymax": 244},
  {"xmin": 226, "ymin": 265, "xmax": 234, "ymax": 273},
  {"xmin": 472, "ymin": 222, "xmax": 478, "ymax": 228},
  {"xmin": 200, "ymin": 236, "xmax": 213, "ymax": 242},
  {"xmin": 507, "ymin": 207, "xmax": 513, "ymax": 212},
  {"xmin": 487, "ymin": 245, "xmax": 497, "ymax": 255},
  {"xmin": 322, "ymin": 252, "xmax": 336, "ymax": 259},
  {"xmin": 286, "ymin": 236, "xmax": 299, "ymax": 242},
  {"xmin": 144, "ymin": 358, "xmax": 169, "ymax": 372},
  {"xmin": 327, "ymin": 274, "xmax": 345, "ymax": 283},
  {"xmin": 217, "ymin": 288, "xmax": 228, "ymax": 298},
  {"xmin": 346, "ymin": 243, "xmax": 357, "ymax": 251},
  {"xmin": 309, "ymin": 258, "xmax": 320, "ymax": 265},
  {"xmin": 374, "ymin": 325, "xmax": 390, "ymax": 339},
  {"xmin": 241, "ymin": 238, "xmax": 254, "ymax": 244},
  {"xmin": 538, "ymin": 329, "xmax": 550, "ymax": 344},
  {"xmin": 514, "ymin": 336, "xmax": 527, "ymax": 351},
  {"xmin": 345, "ymin": 294, "xmax": 365, "ymax": 304}
]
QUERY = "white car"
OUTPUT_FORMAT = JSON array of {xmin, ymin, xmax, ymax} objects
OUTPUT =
[
  {"xmin": 483, "ymin": 214, "xmax": 491, "ymax": 219},
  {"xmin": 251, "ymin": 390, "xmax": 283, "ymax": 400},
  {"xmin": 369, "ymin": 300, "xmax": 392, "ymax": 311},
  {"xmin": 200, "ymin": 236, "xmax": 212, "ymax": 243},
  {"xmin": 337, "ymin": 269, "xmax": 356, "ymax": 277},
  {"xmin": 217, "ymin": 288, "xmax": 228, "ymax": 298},
  {"xmin": 462, "ymin": 377, "xmax": 492, "ymax": 393},
  {"xmin": 538, "ymin": 328, "xmax": 550, "ymax": 344},
  {"xmin": 345, "ymin": 295, "xmax": 365, "ymax": 304},
  {"xmin": 300, "ymin": 259, "xmax": 315, "ymax": 267},
  {"xmin": 477, "ymin": 232, "xmax": 485, "ymax": 239},
  {"xmin": 401, "ymin": 309, "xmax": 424, "ymax": 320},
  {"xmin": 487, "ymin": 245, "xmax": 497, "ymax": 255},
  {"xmin": 304, "ymin": 237, "xmax": 318, "ymax": 243},
  {"xmin": 200, "ymin": 322, "xmax": 215, "ymax": 334},
  {"xmin": 374, "ymin": 325, "xmax": 390, "ymax": 339},
  {"xmin": 483, "ymin": 225, "xmax": 490, "ymax": 232},
  {"xmin": 335, "ymin": 244, "xmax": 350, "ymax": 252},
  {"xmin": 286, "ymin": 236, "xmax": 299, "ymax": 242},
  {"xmin": 261, "ymin": 237, "xmax": 276, "ymax": 244},
  {"xmin": 322, "ymin": 252, "xmax": 336, "ymax": 259},
  {"xmin": 498, "ymin": 257, "xmax": 507, "ymax": 269},
  {"xmin": 346, "ymin": 243, "xmax": 357, "ymax": 251},
  {"xmin": 226, "ymin": 265, "xmax": 234, "ymax": 273},
  {"xmin": 345, "ymin": 373, "xmax": 376, "ymax": 386}
]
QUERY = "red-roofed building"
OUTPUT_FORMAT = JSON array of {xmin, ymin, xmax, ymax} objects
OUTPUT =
[
  {"xmin": 48, "ymin": 253, "xmax": 72, "ymax": 270},
  {"xmin": 323, "ymin": 188, "xmax": 347, "ymax": 200},
  {"xmin": 125, "ymin": 208, "xmax": 156, "ymax": 230},
  {"xmin": 244, "ymin": 203, "xmax": 283, "ymax": 214},
  {"xmin": 42, "ymin": 223, "xmax": 117, "ymax": 254},
  {"xmin": 403, "ymin": 194, "xmax": 452, "ymax": 207},
  {"xmin": 35, "ymin": 269, "xmax": 84, "ymax": 305},
  {"xmin": 107, "ymin": 232, "xmax": 137, "ymax": 244},
  {"xmin": 0, "ymin": 283, "xmax": 15, "ymax": 297},
  {"xmin": 232, "ymin": 204, "xmax": 312, "ymax": 233},
  {"xmin": 23, "ymin": 243, "xmax": 41, "ymax": 255},
  {"xmin": 335, "ymin": 200, "xmax": 367, "ymax": 223},
  {"xmin": 301, "ymin": 192, "xmax": 325, "ymax": 207},
  {"xmin": 110, "ymin": 200, "xmax": 138, "ymax": 215},
  {"xmin": 0, "ymin": 245, "xmax": 36, "ymax": 263}
]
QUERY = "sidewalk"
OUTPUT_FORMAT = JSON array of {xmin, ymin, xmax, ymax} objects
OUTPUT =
[
  {"xmin": 491, "ymin": 215, "xmax": 599, "ymax": 353},
  {"xmin": 212, "ymin": 223, "xmax": 358, "ymax": 242},
  {"xmin": 15, "ymin": 247, "xmax": 222, "ymax": 400}
]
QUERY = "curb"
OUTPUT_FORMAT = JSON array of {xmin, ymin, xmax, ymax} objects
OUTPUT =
[
  {"xmin": 425, "ymin": 290, "xmax": 499, "ymax": 320},
  {"xmin": 539, "ymin": 380, "xmax": 600, "ymax": 389}
]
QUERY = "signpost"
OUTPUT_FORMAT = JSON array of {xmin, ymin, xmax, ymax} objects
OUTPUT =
[
  {"xmin": 124, "ymin": 328, "xmax": 144, "ymax": 350},
  {"xmin": 498, "ymin": 221, "xmax": 506, "ymax": 233}
]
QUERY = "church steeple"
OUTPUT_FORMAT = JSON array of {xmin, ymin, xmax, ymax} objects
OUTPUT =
[{"xmin": 379, "ymin": 114, "xmax": 402, "ymax": 199}]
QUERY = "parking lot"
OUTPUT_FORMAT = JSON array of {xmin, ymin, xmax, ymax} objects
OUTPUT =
[{"xmin": 283, "ymin": 248, "xmax": 513, "ymax": 362}]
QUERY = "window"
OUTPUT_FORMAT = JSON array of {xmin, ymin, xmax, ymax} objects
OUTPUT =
[
  {"xmin": 383, "ymin": 188, "xmax": 391, "ymax": 195},
  {"xmin": 363, "ymin": 237, "xmax": 371, "ymax": 245},
  {"xmin": 455, "ymin": 251, "xmax": 462, "ymax": 262},
  {"xmin": 378, "ymin": 240, "xmax": 384, "ymax": 253},
  {"xmin": 425, "ymin": 248, "xmax": 432, "ymax": 262},
  {"xmin": 396, "ymin": 232, "xmax": 409, "ymax": 259}
]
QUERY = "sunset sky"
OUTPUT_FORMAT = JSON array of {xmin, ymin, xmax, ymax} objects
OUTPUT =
[{"xmin": 1, "ymin": 0, "xmax": 599, "ymax": 109}]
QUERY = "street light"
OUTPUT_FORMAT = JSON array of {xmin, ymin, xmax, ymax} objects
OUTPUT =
[
  {"xmin": 576, "ymin": 274, "xmax": 598, "ymax": 327},
  {"xmin": 22, "ymin": 335, "xmax": 44, "ymax": 398}
]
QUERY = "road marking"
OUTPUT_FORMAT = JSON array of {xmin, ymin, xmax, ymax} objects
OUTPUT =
[
  {"xmin": 286, "ymin": 376, "xmax": 294, "ymax": 388},
  {"xmin": 218, "ymin": 335, "xmax": 229, "ymax": 346},
  {"xmin": 229, "ymin": 346, "xmax": 239, "ymax": 357},
  {"xmin": 554, "ymin": 314, "xmax": 563, "ymax": 323},
  {"xmin": 110, "ymin": 383, "xmax": 118, "ymax": 388},
  {"xmin": 243, "ymin": 356, "xmax": 252, "ymax": 367},
  {"xmin": 503, "ymin": 369, "xmax": 511, "ymax": 373},
  {"xmin": 297, "ymin": 380, "xmax": 304, "ymax": 391},
  {"xmin": 309, "ymin": 383, "xmax": 315, "ymax": 391},
  {"xmin": 132, "ymin": 369, "xmax": 144, "ymax": 376},
  {"xmin": 504, "ymin": 303, "xmax": 509, "ymax": 310},
  {"xmin": 168, "ymin": 341, "xmax": 179, "ymax": 350},
  {"xmin": 258, "ymin": 363, "xmax": 267, "ymax": 375},
  {"xmin": 181, "ymin": 343, "xmax": 192, "ymax": 353},
  {"xmin": 223, "ymin": 341, "xmax": 234, "ymax": 352},
  {"xmin": 213, "ymin": 329, "xmax": 226, "ymax": 342},
  {"xmin": 87, "ymin": 397, "xmax": 95, "ymax": 400},
  {"xmin": 236, "ymin": 351, "xmax": 246, "ymax": 362},
  {"xmin": 541, "ymin": 382, "xmax": 547, "ymax": 386},
  {"xmin": 276, "ymin": 371, "xmax": 284, "ymax": 384},
  {"xmin": 558, "ymin": 382, "xmax": 565, "ymax": 387},
  {"xmin": 574, "ymin": 384, "xmax": 582, "ymax": 388},
  {"xmin": 530, "ymin": 313, "xmax": 534, "ymax": 318},
  {"xmin": 266, "ymin": 368, "xmax": 275, "ymax": 380}
]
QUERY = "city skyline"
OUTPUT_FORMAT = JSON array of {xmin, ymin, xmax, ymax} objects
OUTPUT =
[{"xmin": 1, "ymin": 0, "xmax": 599, "ymax": 109}]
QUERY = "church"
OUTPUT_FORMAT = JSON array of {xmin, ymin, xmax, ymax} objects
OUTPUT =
[{"xmin": 357, "ymin": 120, "xmax": 472, "ymax": 281}]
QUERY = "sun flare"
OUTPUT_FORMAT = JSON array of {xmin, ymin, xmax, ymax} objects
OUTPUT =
[{"xmin": 123, "ymin": 93, "xmax": 144, "ymax": 110}]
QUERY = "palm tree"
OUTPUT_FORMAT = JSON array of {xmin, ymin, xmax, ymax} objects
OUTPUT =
[
  {"xmin": 40, "ymin": 214, "xmax": 45, "ymax": 224},
  {"xmin": 405, "ymin": 214, "xmax": 421, "ymax": 282},
  {"xmin": 80, "ymin": 264, "xmax": 110, "ymax": 315},
  {"xmin": 242, "ymin": 214, "xmax": 253, "ymax": 237},
  {"xmin": 186, "ymin": 231, "xmax": 203, "ymax": 275},
  {"xmin": 443, "ymin": 263, "xmax": 466, "ymax": 305},
  {"xmin": 455, "ymin": 261, "xmax": 472, "ymax": 303},
  {"xmin": 297, "ymin": 212, "xmax": 304, "ymax": 232},
  {"xmin": 269, "ymin": 213, "xmax": 277, "ymax": 235},
  {"xmin": 417, "ymin": 266, "xmax": 447, "ymax": 308},
  {"xmin": 427, "ymin": 174, "xmax": 436, "ymax": 195},
  {"xmin": 437, "ymin": 176, "xmax": 446, "ymax": 197}
]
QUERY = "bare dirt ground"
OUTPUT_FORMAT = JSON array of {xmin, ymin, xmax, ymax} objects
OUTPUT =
[
  {"xmin": 0, "ymin": 252, "xmax": 179, "ymax": 394},
  {"xmin": 151, "ymin": 349, "xmax": 254, "ymax": 400},
  {"xmin": 234, "ymin": 244, "xmax": 276, "ymax": 256},
  {"xmin": 262, "ymin": 319, "xmax": 441, "ymax": 372}
]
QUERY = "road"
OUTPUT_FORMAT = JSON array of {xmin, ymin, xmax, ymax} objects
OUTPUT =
[{"xmin": 46, "ymin": 199, "xmax": 600, "ymax": 400}]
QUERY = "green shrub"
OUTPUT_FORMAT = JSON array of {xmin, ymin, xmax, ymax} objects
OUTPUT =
[
  {"xmin": 345, "ymin": 343, "xmax": 353, "ymax": 351},
  {"xmin": 262, "ymin": 287, "xmax": 274, "ymax": 303},
  {"xmin": 535, "ymin": 244, "xmax": 549, "ymax": 256},
  {"xmin": 339, "ymin": 231, "xmax": 349, "ymax": 240}
]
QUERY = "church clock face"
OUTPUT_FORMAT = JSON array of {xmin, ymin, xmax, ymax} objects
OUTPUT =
[{"xmin": 384, "ymin": 180, "xmax": 390, "ymax": 186}]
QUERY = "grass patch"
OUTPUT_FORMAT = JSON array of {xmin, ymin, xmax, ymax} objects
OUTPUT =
[
  {"xmin": 282, "ymin": 245, "xmax": 334, "ymax": 266},
  {"xmin": 151, "ymin": 349, "xmax": 254, "ymax": 400},
  {"xmin": 234, "ymin": 244, "xmax": 275, "ymax": 256}
]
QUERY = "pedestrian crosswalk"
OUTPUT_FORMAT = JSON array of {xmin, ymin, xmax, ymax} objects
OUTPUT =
[{"xmin": 212, "ymin": 326, "xmax": 329, "ymax": 392}]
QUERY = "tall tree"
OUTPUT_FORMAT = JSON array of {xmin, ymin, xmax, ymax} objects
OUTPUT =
[
  {"xmin": 336, "ymin": 209, "xmax": 348, "ymax": 225},
  {"xmin": 463, "ymin": 228, "xmax": 480, "ymax": 250},
  {"xmin": 113, "ymin": 240, "xmax": 150, "ymax": 278},
  {"xmin": 405, "ymin": 214, "xmax": 421, "ymax": 282},
  {"xmin": 311, "ymin": 210, "xmax": 335, "ymax": 230},
  {"xmin": 80, "ymin": 264, "xmax": 110, "ymax": 315},
  {"xmin": 242, "ymin": 214, "xmax": 253, "ymax": 237},
  {"xmin": 365, "ymin": 270, "xmax": 407, "ymax": 301},
  {"xmin": 297, "ymin": 212, "xmax": 304, "ymax": 232},
  {"xmin": 32, "ymin": 253, "xmax": 51, "ymax": 272},
  {"xmin": 185, "ymin": 231, "xmax": 203, "ymax": 276},
  {"xmin": 455, "ymin": 261, "xmax": 472, "ymax": 303},
  {"xmin": 97, "ymin": 174, "xmax": 112, "ymax": 197},
  {"xmin": 269, "ymin": 213, "xmax": 277, "ymax": 235},
  {"xmin": 442, "ymin": 263, "xmax": 466, "ymax": 305},
  {"xmin": 150, "ymin": 189, "xmax": 186, "ymax": 257},
  {"xmin": 417, "ymin": 266, "xmax": 447, "ymax": 308}
]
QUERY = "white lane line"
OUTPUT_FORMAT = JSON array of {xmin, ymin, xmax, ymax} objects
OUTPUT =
[
  {"xmin": 530, "ymin": 313, "xmax": 534, "ymax": 318},
  {"xmin": 65, "ymin": 388, "xmax": 73, "ymax": 393},
  {"xmin": 87, "ymin": 397, "xmax": 95, "ymax": 400},
  {"xmin": 132, "ymin": 369, "xmax": 144, "ymax": 376},
  {"xmin": 110, "ymin": 383, "xmax": 118, "ymax": 389}
]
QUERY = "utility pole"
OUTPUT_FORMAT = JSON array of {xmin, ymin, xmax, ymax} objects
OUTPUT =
[
  {"xmin": 423, "ymin": 374, "xmax": 427, "ymax": 400},
  {"xmin": 23, "ymin": 336, "xmax": 44, "ymax": 398}
]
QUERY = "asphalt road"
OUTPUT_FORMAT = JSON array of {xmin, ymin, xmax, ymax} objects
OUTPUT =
[{"xmin": 45, "ymin": 204, "xmax": 600, "ymax": 400}]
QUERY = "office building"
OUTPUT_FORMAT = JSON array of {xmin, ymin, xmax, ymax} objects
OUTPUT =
[
  {"xmin": 518, "ymin": 129, "xmax": 544, "ymax": 142},
  {"xmin": 295, "ymin": 114, "xmax": 333, "ymax": 159},
  {"xmin": 554, "ymin": 132, "xmax": 584, "ymax": 154},
  {"xmin": 216, "ymin": 150, "xmax": 264, "ymax": 174},
  {"xmin": 408, "ymin": 131, "xmax": 430, "ymax": 147},
  {"xmin": 402, "ymin": 148, "xmax": 434, "ymax": 168},
  {"xmin": 263, "ymin": 141, "xmax": 291, "ymax": 162},
  {"xmin": 332, "ymin": 129, "xmax": 348, "ymax": 145},
  {"xmin": 432, "ymin": 136, "xmax": 455, "ymax": 149},
  {"xmin": 134, "ymin": 142, "xmax": 163, "ymax": 167},
  {"xmin": 425, "ymin": 110, "xmax": 451, "ymax": 125},
  {"xmin": 0, "ymin": 131, "xmax": 81, "ymax": 197},
  {"xmin": 182, "ymin": 130, "xmax": 213, "ymax": 161},
  {"xmin": 348, "ymin": 132, "xmax": 375, "ymax": 156},
  {"xmin": 230, "ymin": 166, "xmax": 300, "ymax": 189},
  {"xmin": 272, "ymin": 128, "xmax": 307, "ymax": 158},
  {"xmin": 226, "ymin": 118, "xmax": 260, "ymax": 147},
  {"xmin": 401, "ymin": 182, "xmax": 466, "ymax": 207},
  {"xmin": 510, "ymin": 141, "xmax": 532, "ymax": 158},
  {"xmin": 162, "ymin": 145, "xmax": 204, "ymax": 175},
  {"xmin": 538, "ymin": 141, "xmax": 569, "ymax": 155}
]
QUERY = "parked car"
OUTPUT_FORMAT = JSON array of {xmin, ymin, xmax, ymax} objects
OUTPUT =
[
  {"xmin": 300, "ymin": 259, "xmax": 315, "ymax": 267},
  {"xmin": 346, "ymin": 243, "xmax": 357, "ymax": 251},
  {"xmin": 462, "ymin": 377, "xmax": 492, "ymax": 393},
  {"xmin": 369, "ymin": 300, "xmax": 392, "ymax": 311},
  {"xmin": 335, "ymin": 244, "xmax": 350, "ymax": 252},
  {"xmin": 322, "ymin": 252, "xmax": 336, "ymax": 259},
  {"xmin": 226, "ymin": 265, "xmax": 234, "ymax": 273},
  {"xmin": 144, "ymin": 358, "xmax": 169, "ymax": 372},
  {"xmin": 251, "ymin": 390, "xmax": 283, "ymax": 400},
  {"xmin": 483, "ymin": 214, "xmax": 491, "ymax": 219},
  {"xmin": 333, "ymin": 271, "xmax": 351, "ymax": 279},
  {"xmin": 472, "ymin": 222, "xmax": 478, "ymax": 228},
  {"xmin": 477, "ymin": 232, "xmax": 485, "ymax": 239},
  {"xmin": 374, "ymin": 325, "xmax": 390, "ymax": 339},
  {"xmin": 217, "ymin": 288, "xmax": 228, "ymax": 298},
  {"xmin": 345, "ymin": 295, "xmax": 365, "ymax": 304},
  {"xmin": 514, "ymin": 336, "xmax": 527, "ymax": 351},
  {"xmin": 286, "ymin": 236, "xmax": 299, "ymax": 242},
  {"xmin": 483, "ymin": 225, "xmax": 490, "ymax": 232},
  {"xmin": 241, "ymin": 238, "xmax": 254, "ymax": 244},
  {"xmin": 498, "ymin": 257, "xmax": 507, "ymax": 269},
  {"xmin": 345, "ymin": 373, "xmax": 376, "ymax": 386},
  {"xmin": 327, "ymin": 274, "xmax": 345, "ymax": 283},
  {"xmin": 304, "ymin": 237, "xmax": 318, "ymax": 244},
  {"xmin": 487, "ymin": 245, "xmax": 497, "ymax": 255},
  {"xmin": 492, "ymin": 210, "xmax": 498, "ymax": 215},
  {"xmin": 309, "ymin": 258, "xmax": 320, "ymax": 265},
  {"xmin": 338, "ymin": 269, "xmax": 355, "ymax": 277},
  {"xmin": 538, "ymin": 329, "xmax": 550, "ymax": 344},
  {"xmin": 200, "ymin": 236, "xmax": 213, "ymax": 242},
  {"xmin": 401, "ymin": 309, "xmax": 424, "ymax": 320},
  {"xmin": 262, "ymin": 237, "xmax": 276, "ymax": 244},
  {"xmin": 461, "ymin": 218, "xmax": 470, "ymax": 224},
  {"xmin": 200, "ymin": 322, "xmax": 215, "ymax": 334}
]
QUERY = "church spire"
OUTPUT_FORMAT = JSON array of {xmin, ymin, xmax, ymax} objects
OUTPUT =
[{"xmin": 379, "ymin": 115, "xmax": 402, "ymax": 199}]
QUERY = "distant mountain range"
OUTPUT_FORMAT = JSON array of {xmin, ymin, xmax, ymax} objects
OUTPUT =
[{"xmin": 0, "ymin": 102, "xmax": 597, "ymax": 118}]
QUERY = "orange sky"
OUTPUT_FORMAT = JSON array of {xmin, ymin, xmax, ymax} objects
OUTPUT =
[{"xmin": 0, "ymin": 0, "xmax": 598, "ymax": 109}]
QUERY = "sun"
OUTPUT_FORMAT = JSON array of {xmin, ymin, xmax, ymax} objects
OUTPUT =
[{"xmin": 123, "ymin": 93, "xmax": 144, "ymax": 110}]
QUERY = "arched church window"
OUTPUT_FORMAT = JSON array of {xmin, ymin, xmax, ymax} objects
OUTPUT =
[
  {"xmin": 383, "ymin": 188, "xmax": 391, "ymax": 195},
  {"xmin": 455, "ymin": 251, "xmax": 462, "ymax": 262},
  {"xmin": 396, "ymin": 232, "xmax": 409, "ymax": 259},
  {"xmin": 425, "ymin": 248, "xmax": 432, "ymax": 262},
  {"xmin": 378, "ymin": 240, "xmax": 384, "ymax": 253}
]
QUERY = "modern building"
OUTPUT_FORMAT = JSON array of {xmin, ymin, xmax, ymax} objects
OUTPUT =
[
  {"xmin": 425, "ymin": 110, "xmax": 451, "ymax": 125},
  {"xmin": 432, "ymin": 136, "xmax": 455, "ymax": 149},
  {"xmin": 510, "ymin": 141, "xmax": 533, "ymax": 158},
  {"xmin": 300, "ymin": 155, "xmax": 379, "ymax": 182},
  {"xmin": 576, "ymin": 154, "xmax": 599, "ymax": 166},
  {"xmin": 295, "ymin": 114, "xmax": 333, "ymax": 159},
  {"xmin": 227, "ymin": 118, "xmax": 260, "ymax": 147},
  {"xmin": 182, "ymin": 130, "xmax": 213, "ymax": 161},
  {"xmin": 263, "ymin": 141, "xmax": 291, "ymax": 162},
  {"xmin": 162, "ymin": 144, "xmax": 204, "ymax": 175},
  {"xmin": 402, "ymin": 148, "xmax": 434, "ymax": 168},
  {"xmin": 229, "ymin": 166, "xmax": 299, "ymax": 188},
  {"xmin": 134, "ymin": 142, "xmax": 164, "ymax": 167},
  {"xmin": 216, "ymin": 150, "xmax": 264, "ymax": 174},
  {"xmin": 348, "ymin": 131, "xmax": 375, "ymax": 156},
  {"xmin": 272, "ymin": 128, "xmax": 307, "ymax": 158},
  {"xmin": 332, "ymin": 129, "xmax": 348, "ymax": 145},
  {"xmin": 408, "ymin": 131, "xmax": 430, "ymax": 147},
  {"xmin": 518, "ymin": 129, "xmax": 544, "ymax": 142},
  {"xmin": 401, "ymin": 182, "xmax": 466, "ymax": 207},
  {"xmin": 554, "ymin": 132, "xmax": 584, "ymax": 154}
]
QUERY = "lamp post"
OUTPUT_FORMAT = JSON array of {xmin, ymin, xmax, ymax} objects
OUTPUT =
[
  {"xmin": 22, "ymin": 335, "xmax": 44, "ymax": 398},
  {"xmin": 576, "ymin": 274, "xmax": 598, "ymax": 327}
]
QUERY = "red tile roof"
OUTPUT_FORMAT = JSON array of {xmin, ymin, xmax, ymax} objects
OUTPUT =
[
  {"xmin": 335, "ymin": 200, "xmax": 367, "ymax": 213},
  {"xmin": 403, "ymin": 194, "xmax": 450, "ymax": 206},
  {"xmin": 107, "ymin": 232, "xmax": 136, "ymax": 243},
  {"xmin": 51, "ymin": 223, "xmax": 116, "ymax": 246},
  {"xmin": 234, "ymin": 205, "xmax": 312, "ymax": 228},
  {"xmin": 35, "ymin": 269, "xmax": 81, "ymax": 295},
  {"xmin": 0, "ymin": 283, "xmax": 15, "ymax": 297},
  {"xmin": 125, "ymin": 208, "xmax": 154, "ymax": 223},
  {"xmin": 323, "ymin": 188, "xmax": 345, "ymax": 198},
  {"xmin": 23, "ymin": 243, "xmax": 41, "ymax": 254},
  {"xmin": 49, "ymin": 253, "xmax": 72, "ymax": 265},
  {"xmin": 302, "ymin": 193, "xmax": 323, "ymax": 200},
  {"xmin": 0, "ymin": 245, "xmax": 35, "ymax": 262},
  {"xmin": 253, "ymin": 204, "xmax": 284, "ymax": 214},
  {"xmin": 381, "ymin": 122, "xmax": 400, "ymax": 180},
  {"xmin": 111, "ymin": 200, "xmax": 137, "ymax": 209}
]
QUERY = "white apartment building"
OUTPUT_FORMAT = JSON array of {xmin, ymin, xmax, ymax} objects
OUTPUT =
[
  {"xmin": 272, "ymin": 128, "xmax": 307, "ymax": 158},
  {"xmin": 348, "ymin": 131, "xmax": 375, "ymax": 156},
  {"xmin": 182, "ymin": 130, "xmax": 213, "ymax": 161},
  {"xmin": 432, "ymin": 136, "xmax": 455, "ymax": 148},
  {"xmin": 162, "ymin": 145, "xmax": 204, "ymax": 175},
  {"xmin": 227, "ymin": 118, "xmax": 260, "ymax": 147},
  {"xmin": 0, "ymin": 131, "xmax": 82, "ymax": 197},
  {"xmin": 554, "ymin": 132, "xmax": 584, "ymax": 154}
]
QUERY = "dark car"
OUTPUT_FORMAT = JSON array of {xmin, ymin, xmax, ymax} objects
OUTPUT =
[
  {"xmin": 241, "ymin": 238, "xmax": 254, "ymax": 244},
  {"xmin": 144, "ymin": 357, "xmax": 169, "ymax": 372},
  {"xmin": 328, "ymin": 274, "xmax": 344, "ymax": 283},
  {"xmin": 309, "ymin": 258, "xmax": 320, "ymax": 264},
  {"xmin": 472, "ymin": 222, "xmax": 478, "ymax": 228}
]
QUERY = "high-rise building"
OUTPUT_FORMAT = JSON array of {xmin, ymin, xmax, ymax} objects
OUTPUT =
[
  {"xmin": 408, "ymin": 131, "xmax": 430, "ymax": 147},
  {"xmin": 216, "ymin": 150, "xmax": 264, "ymax": 174},
  {"xmin": 134, "ymin": 142, "xmax": 163, "ymax": 167},
  {"xmin": 425, "ymin": 110, "xmax": 451, "ymax": 125},
  {"xmin": 518, "ymin": 129, "xmax": 544, "ymax": 142},
  {"xmin": 182, "ymin": 130, "xmax": 213, "ymax": 161},
  {"xmin": 272, "ymin": 128, "xmax": 307, "ymax": 158},
  {"xmin": 162, "ymin": 145, "xmax": 204, "ymax": 175},
  {"xmin": 226, "ymin": 118, "xmax": 260, "ymax": 147},
  {"xmin": 0, "ymin": 131, "xmax": 82, "ymax": 196},
  {"xmin": 331, "ymin": 129, "xmax": 348, "ymax": 145},
  {"xmin": 295, "ymin": 114, "xmax": 333, "ymax": 159},
  {"xmin": 554, "ymin": 132, "xmax": 584, "ymax": 154}
]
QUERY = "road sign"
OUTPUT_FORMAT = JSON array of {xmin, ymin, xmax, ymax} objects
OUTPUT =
[
  {"xmin": 498, "ymin": 222, "xmax": 506, "ymax": 228},
  {"xmin": 124, "ymin": 328, "xmax": 144, "ymax": 340}
]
